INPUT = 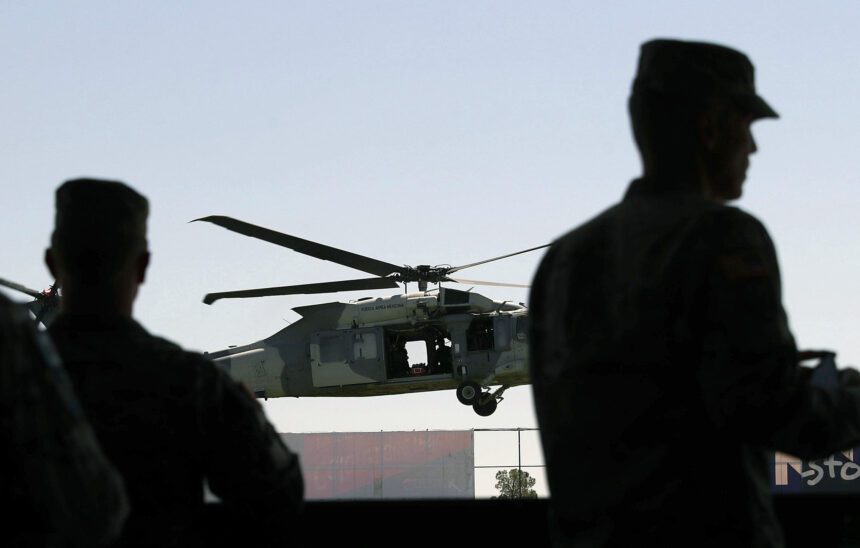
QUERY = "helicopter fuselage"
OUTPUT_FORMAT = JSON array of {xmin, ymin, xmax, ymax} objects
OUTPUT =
[{"xmin": 207, "ymin": 288, "xmax": 530, "ymax": 407}]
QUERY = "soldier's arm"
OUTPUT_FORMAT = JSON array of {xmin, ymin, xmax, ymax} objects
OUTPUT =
[
  {"xmin": 5, "ymin": 305, "xmax": 129, "ymax": 546},
  {"xmin": 528, "ymin": 242, "xmax": 564, "ymax": 374},
  {"xmin": 696, "ymin": 210, "xmax": 860, "ymax": 458},
  {"xmin": 198, "ymin": 360, "xmax": 303, "ymax": 526}
]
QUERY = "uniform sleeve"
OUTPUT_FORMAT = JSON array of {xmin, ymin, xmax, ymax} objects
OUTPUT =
[
  {"xmin": 3, "ymin": 304, "xmax": 129, "ymax": 546},
  {"xmin": 696, "ymin": 210, "xmax": 860, "ymax": 458},
  {"xmin": 528, "ymin": 242, "xmax": 568, "ymax": 381},
  {"xmin": 198, "ymin": 361, "xmax": 303, "ymax": 529}
]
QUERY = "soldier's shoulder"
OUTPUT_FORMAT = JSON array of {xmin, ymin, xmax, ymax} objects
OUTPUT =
[
  {"xmin": 549, "ymin": 204, "xmax": 621, "ymax": 255},
  {"xmin": 135, "ymin": 326, "xmax": 215, "ymax": 372},
  {"xmin": 702, "ymin": 202, "xmax": 764, "ymax": 226},
  {"xmin": 694, "ymin": 204, "xmax": 773, "ymax": 246}
]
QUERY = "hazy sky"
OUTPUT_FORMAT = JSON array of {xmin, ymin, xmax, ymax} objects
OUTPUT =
[{"xmin": 3, "ymin": 1, "xmax": 859, "ymax": 497}]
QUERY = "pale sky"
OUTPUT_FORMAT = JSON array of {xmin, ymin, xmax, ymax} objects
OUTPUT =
[{"xmin": 3, "ymin": 1, "xmax": 859, "ymax": 498}]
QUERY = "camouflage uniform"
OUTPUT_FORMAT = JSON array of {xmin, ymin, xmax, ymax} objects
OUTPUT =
[
  {"xmin": 49, "ymin": 314, "xmax": 303, "ymax": 547},
  {"xmin": 530, "ymin": 177, "xmax": 860, "ymax": 547},
  {"xmin": 0, "ymin": 294, "xmax": 128, "ymax": 546}
]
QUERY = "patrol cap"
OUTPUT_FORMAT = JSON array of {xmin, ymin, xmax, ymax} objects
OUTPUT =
[
  {"xmin": 51, "ymin": 178, "xmax": 149, "ymax": 268},
  {"xmin": 632, "ymin": 38, "xmax": 778, "ymax": 120}
]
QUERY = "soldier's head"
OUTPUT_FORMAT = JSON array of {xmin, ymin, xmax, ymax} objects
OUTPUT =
[
  {"xmin": 628, "ymin": 39, "xmax": 777, "ymax": 201},
  {"xmin": 45, "ymin": 178, "xmax": 150, "ymax": 314}
]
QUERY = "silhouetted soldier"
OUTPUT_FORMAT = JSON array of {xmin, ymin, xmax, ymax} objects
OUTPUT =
[
  {"xmin": 529, "ymin": 39, "xmax": 860, "ymax": 547},
  {"xmin": 389, "ymin": 336, "xmax": 409, "ymax": 377},
  {"xmin": 1, "ymin": 292, "xmax": 129, "ymax": 546},
  {"xmin": 435, "ymin": 335, "xmax": 452, "ymax": 374},
  {"xmin": 45, "ymin": 179, "xmax": 303, "ymax": 547}
]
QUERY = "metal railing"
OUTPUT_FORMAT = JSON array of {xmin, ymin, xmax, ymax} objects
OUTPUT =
[{"xmin": 474, "ymin": 427, "xmax": 545, "ymax": 498}]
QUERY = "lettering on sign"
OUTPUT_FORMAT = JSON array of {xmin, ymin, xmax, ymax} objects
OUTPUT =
[{"xmin": 774, "ymin": 450, "xmax": 860, "ymax": 486}]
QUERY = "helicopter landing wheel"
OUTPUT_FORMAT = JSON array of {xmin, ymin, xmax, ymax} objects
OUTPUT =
[
  {"xmin": 473, "ymin": 396, "xmax": 498, "ymax": 417},
  {"xmin": 456, "ymin": 381, "xmax": 481, "ymax": 406}
]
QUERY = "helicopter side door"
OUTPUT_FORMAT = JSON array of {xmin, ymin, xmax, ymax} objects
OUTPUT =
[
  {"xmin": 310, "ymin": 328, "xmax": 386, "ymax": 388},
  {"xmin": 463, "ymin": 315, "xmax": 514, "ymax": 376},
  {"xmin": 465, "ymin": 316, "xmax": 500, "ymax": 368}
]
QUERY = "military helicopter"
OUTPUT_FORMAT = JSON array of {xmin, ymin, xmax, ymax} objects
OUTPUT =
[
  {"xmin": 194, "ymin": 216, "xmax": 548, "ymax": 416},
  {"xmin": 0, "ymin": 277, "xmax": 60, "ymax": 327}
]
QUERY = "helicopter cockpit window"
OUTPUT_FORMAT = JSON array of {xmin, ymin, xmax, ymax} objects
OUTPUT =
[
  {"xmin": 319, "ymin": 333, "xmax": 347, "ymax": 363},
  {"xmin": 494, "ymin": 316, "xmax": 511, "ymax": 352},
  {"xmin": 516, "ymin": 316, "xmax": 529, "ymax": 340},
  {"xmin": 466, "ymin": 317, "xmax": 494, "ymax": 352}
]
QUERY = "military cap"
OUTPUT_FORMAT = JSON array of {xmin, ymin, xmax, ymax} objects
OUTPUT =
[
  {"xmin": 632, "ymin": 38, "xmax": 778, "ymax": 119},
  {"xmin": 51, "ymin": 178, "xmax": 149, "ymax": 255}
]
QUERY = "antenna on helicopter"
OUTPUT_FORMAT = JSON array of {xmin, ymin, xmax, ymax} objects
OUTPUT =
[{"xmin": 192, "ymin": 215, "xmax": 548, "ymax": 304}]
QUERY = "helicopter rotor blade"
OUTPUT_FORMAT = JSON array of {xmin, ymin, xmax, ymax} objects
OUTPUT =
[
  {"xmin": 193, "ymin": 216, "xmax": 403, "ymax": 278},
  {"xmin": 203, "ymin": 277, "xmax": 400, "ymax": 305},
  {"xmin": 447, "ymin": 243, "xmax": 551, "ymax": 274},
  {"xmin": 0, "ymin": 277, "xmax": 43, "ymax": 299},
  {"xmin": 447, "ymin": 277, "xmax": 531, "ymax": 289}
]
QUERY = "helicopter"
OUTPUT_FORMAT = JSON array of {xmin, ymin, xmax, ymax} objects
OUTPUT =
[
  {"xmin": 194, "ymin": 215, "xmax": 549, "ymax": 416},
  {"xmin": 0, "ymin": 277, "xmax": 60, "ymax": 328}
]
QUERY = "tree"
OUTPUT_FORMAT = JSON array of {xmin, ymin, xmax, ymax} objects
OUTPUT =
[{"xmin": 492, "ymin": 468, "xmax": 538, "ymax": 499}]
